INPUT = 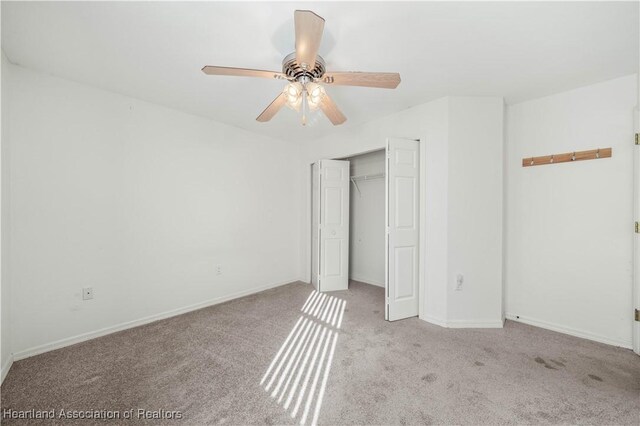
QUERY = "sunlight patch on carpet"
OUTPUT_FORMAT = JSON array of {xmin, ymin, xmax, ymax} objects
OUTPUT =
[{"xmin": 261, "ymin": 290, "xmax": 345, "ymax": 425}]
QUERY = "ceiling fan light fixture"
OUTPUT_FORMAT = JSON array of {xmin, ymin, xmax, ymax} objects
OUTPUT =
[
  {"xmin": 284, "ymin": 82, "xmax": 303, "ymax": 109},
  {"xmin": 306, "ymin": 83, "xmax": 325, "ymax": 111}
]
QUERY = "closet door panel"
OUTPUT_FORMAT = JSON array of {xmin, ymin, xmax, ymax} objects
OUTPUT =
[
  {"xmin": 318, "ymin": 159, "xmax": 350, "ymax": 292},
  {"xmin": 386, "ymin": 138, "xmax": 420, "ymax": 321}
]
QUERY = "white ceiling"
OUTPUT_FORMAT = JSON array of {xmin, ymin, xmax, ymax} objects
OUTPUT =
[{"xmin": 2, "ymin": 1, "xmax": 638, "ymax": 142}]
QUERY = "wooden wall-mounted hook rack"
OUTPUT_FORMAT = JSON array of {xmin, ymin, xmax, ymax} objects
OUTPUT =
[{"xmin": 522, "ymin": 147, "xmax": 612, "ymax": 167}]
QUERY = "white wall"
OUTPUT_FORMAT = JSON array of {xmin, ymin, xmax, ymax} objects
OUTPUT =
[
  {"xmin": 303, "ymin": 96, "xmax": 504, "ymax": 327},
  {"xmin": 1, "ymin": 51, "xmax": 12, "ymax": 381},
  {"xmin": 505, "ymin": 74, "xmax": 637, "ymax": 348},
  {"xmin": 447, "ymin": 97, "xmax": 504, "ymax": 326},
  {"xmin": 347, "ymin": 150, "xmax": 385, "ymax": 287},
  {"xmin": 5, "ymin": 62, "xmax": 303, "ymax": 359}
]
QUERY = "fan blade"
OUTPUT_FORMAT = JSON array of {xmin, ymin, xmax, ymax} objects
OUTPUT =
[
  {"xmin": 320, "ymin": 93, "xmax": 346, "ymax": 125},
  {"xmin": 322, "ymin": 72, "xmax": 401, "ymax": 89},
  {"xmin": 202, "ymin": 66, "xmax": 286, "ymax": 80},
  {"xmin": 294, "ymin": 10, "xmax": 325, "ymax": 70},
  {"xmin": 256, "ymin": 92, "xmax": 287, "ymax": 122}
]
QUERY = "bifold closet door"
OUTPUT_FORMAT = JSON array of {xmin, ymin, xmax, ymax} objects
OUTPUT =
[
  {"xmin": 315, "ymin": 159, "xmax": 350, "ymax": 292},
  {"xmin": 386, "ymin": 138, "xmax": 420, "ymax": 321}
]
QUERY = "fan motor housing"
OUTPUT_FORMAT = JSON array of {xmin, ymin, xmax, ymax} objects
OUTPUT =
[{"xmin": 282, "ymin": 52, "xmax": 326, "ymax": 81}]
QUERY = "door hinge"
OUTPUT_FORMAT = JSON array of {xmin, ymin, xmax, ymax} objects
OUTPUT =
[
  {"xmin": 636, "ymin": 221, "xmax": 639, "ymax": 234},
  {"xmin": 635, "ymin": 309, "xmax": 640, "ymax": 322},
  {"xmin": 635, "ymin": 133, "xmax": 639, "ymax": 145}
]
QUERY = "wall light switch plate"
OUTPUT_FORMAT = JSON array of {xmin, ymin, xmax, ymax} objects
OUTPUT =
[{"xmin": 82, "ymin": 287, "xmax": 93, "ymax": 300}]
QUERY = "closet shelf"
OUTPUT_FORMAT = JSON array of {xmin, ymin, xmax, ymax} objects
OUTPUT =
[
  {"xmin": 350, "ymin": 173, "xmax": 385, "ymax": 196},
  {"xmin": 350, "ymin": 172, "xmax": 385, "ymax": 181}
]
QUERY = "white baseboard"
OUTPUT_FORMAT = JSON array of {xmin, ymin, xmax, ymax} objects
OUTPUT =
[
  {"xmin": 422, "ymin": 314, "xmax": 448, "ymax": 327},
  {"xmin": 505, "ymin": 313, "xmax": 632, "ymax": 349},
  {"xmin": 446, "ymin": 319, "xmax": 504, "ymax": 328},
  {"xmin": 13, "ymin": 278, "xmax": 299, "ymax": 361},
  {"xmin": 422, "ymin": 315, "xmax": 504, "ymax": 329},
  {"xmin": 1, "ymin": 354, "xmax": 14, "ymax": 384},
  {"xmin": 350, "ymin": 276, "xmax": 384, "ymax": 288}
]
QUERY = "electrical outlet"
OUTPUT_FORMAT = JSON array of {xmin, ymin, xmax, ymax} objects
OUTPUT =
[
  {"xmin": 455, "ymin": 274, "xmax": 464, "ymax": 291},
  {"xmin": 82, "ymin": 287, "xmax": 93, "ymax": 300},
  {"xmin": 215, "ymin": 265, "xmax": 222, "ymax": 276}
]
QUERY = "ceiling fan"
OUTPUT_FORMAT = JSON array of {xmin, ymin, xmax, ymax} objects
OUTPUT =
[{"xmin": 201, "ymin": 10, "xmax": 401, "ymax": 126}]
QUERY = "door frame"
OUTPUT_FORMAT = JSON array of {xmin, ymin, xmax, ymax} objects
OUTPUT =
[
  {"xmin": 633, "ymin": 106, "xmax": 639, "ymax": 355},
  {"xmin": 306, "ymin": 137, "xmax": 427, "ymax": 319},
  {"xmin": 310, "ymin": 162, "xmax": 320, "ymax": 291}
]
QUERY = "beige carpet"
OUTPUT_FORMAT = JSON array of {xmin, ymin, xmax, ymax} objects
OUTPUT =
[{"xmin": 2, "ymin": 281, "xmax": 639, "ymax": 424}]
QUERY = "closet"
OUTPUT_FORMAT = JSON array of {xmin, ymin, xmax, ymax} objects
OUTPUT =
[
  {"xmin": 311, "ymin": 138, "xmax": 421, "ymax": 321},
  {"xmin": 347, "ymin": 150, "xmax": 386, "ymax": 288}
]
